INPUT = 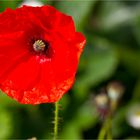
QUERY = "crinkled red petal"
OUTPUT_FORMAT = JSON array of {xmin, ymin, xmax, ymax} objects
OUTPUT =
[{"xmin": 0, "ymin": 5, "xmax": 86, "ymax": 104}]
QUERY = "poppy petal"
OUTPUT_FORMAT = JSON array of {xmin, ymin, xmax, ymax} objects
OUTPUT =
[{"xmin": 0, "ymin": 6, "xmax": 86, "ymax": 104}]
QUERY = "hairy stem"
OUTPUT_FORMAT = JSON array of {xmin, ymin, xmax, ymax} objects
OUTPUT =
[{"xmin": 53, "ymin": 101, "xmax": 59, "ymax": 140}]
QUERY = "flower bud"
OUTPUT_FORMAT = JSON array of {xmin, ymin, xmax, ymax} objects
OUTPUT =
[
  {"xmin": 107, "ymin": 81, "xmax": 124, "ymax": 101},
  {"xmin": 95, "ymin": 93, "xmax": 109, "ymax": 119},
  {"xmin": 127, "ymin": 104, "xmax": 140, "ymax": 129},
  {"xmin": 95, "ymin": 93, "xmax": 109, "ymax": 108}
]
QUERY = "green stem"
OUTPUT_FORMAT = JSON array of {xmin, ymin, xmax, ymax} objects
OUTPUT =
[
  {"xmin": 107, "ymin": 118, "xmax": 112, "ymax": 140},
  {"xmin": 107, "ymin": 130, "xmax": 112, "ymax": 140},
  {"xmin": 53, "ymin": 102, "xmax": 59, "ymax": 140},
  {"xmin": 98, "ymin": 117, "xmax": 112, "ymax": 140},
  {"xmin": 98, "ymin": 120, "xmax": 108, "ymax": 140}
]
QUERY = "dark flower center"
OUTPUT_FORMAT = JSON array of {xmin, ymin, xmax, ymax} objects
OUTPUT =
[
  {"xmin": 30, "ymin": 38, "xmax": 53, "ymax": 60},
  {"xmin": 33, "ymin": 40, "xmax": 47, "ymax": 52}
]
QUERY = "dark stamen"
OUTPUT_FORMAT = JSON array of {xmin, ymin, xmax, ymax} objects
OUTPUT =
[{"xmin": 33, "ymin": 40, "xmax": 46, "ymax": 52}]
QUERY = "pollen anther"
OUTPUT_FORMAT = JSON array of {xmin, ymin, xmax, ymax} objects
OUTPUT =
[{"xmin": 33, "ymin": 40, "xmax": 46, "ymax": 52}]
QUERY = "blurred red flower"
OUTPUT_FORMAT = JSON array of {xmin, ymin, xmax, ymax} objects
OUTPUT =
[{"xmin": 0, "ymin": 6, "xmax": 86, "ymax": 104}]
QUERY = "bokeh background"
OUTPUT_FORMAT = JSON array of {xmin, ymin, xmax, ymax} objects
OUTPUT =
[{"xmin": 0, "ymin": 0, "xmax": 140, "ymax": 139}]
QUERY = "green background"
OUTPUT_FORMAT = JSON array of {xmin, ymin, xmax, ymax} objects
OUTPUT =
[{"xmin": 0, "ymin": 0, "xmax": 140, "ymax": 139}]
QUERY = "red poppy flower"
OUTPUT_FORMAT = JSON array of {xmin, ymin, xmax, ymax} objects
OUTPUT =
[{"xmin": 0, "ymin": 5, "xmax": 86, "ymax": 104}]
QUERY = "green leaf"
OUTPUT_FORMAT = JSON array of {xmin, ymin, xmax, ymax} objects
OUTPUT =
[
  {"xmin": 60, "ymin": 101, "xmax": 97, "ymax": 139},
  {"xmin": 0, "ymin": 108, "xmax": 13, "ymax": 138},
  {"xmin": 97, "ymin": 1, "xmax": 140, "ymax": 31},
  {"xmin": 0, "ymin": 0, "xmax": 22, "ymax": 12},
  {"xmin": 75, "ymin": 102, "xmax": 98, "ymax": 130},
  {"xmin": 132, "ymin": 80, "xmax": 140, "ymax": 102},
  {"xmin": 119, "ymin": 48, "xmax": 140, "ymax": 76},
  {"xmin": 40, "ymin": 0, "xmax": 53, "ymax": 5},
  {"xmin": 0, "ymin": 90, "xmax": 19, "ymax": 107},
  {"xmin": 60, "ymin": 122, "xmax": 81, "ymax": 139},
  {"xmin": 112, "ymin": 106, "xmax": 129, "ymax": 138},
  {"xmin": 55, "ymin": 0, "xmax": 96, "ymax": 31},
  {"xmin": 74, "ymin": 38, "xmax": 118, "ymax": 100},
  {"xmin": 132, "ymin": 12, "xmax": 140, "ymax": 47}
]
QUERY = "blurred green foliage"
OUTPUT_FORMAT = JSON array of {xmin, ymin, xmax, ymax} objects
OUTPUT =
[{"xmin": 0, "ymin": 0, "xmax": 140, "ymax": 139}]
